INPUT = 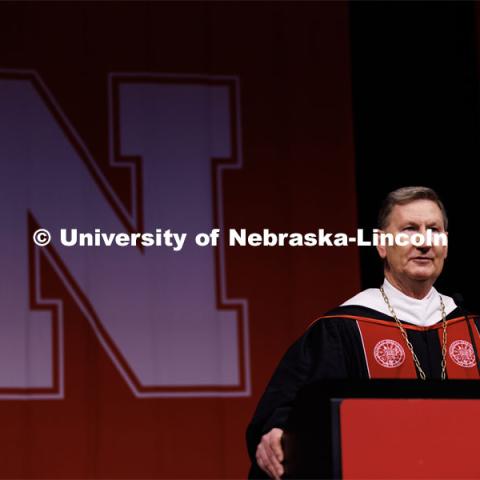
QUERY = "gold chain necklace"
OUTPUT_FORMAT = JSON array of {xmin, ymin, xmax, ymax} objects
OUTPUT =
[{"xmin": 379, "ymin": 286, "xmax": 448, "ymax": 380}]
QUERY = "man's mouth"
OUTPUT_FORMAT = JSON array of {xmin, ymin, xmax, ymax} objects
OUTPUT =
[{"xmin": 411, "ymin": 257, "xmax": 433, "ymax": 263}]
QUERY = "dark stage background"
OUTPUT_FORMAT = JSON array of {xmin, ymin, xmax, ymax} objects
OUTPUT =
[
  {"xmin": 351, "ymin": 2, "xmax": 480, "ymax": 310},
  {"xmin": 0, "ymin": 1, "xmax": 479, "ymax": 478}
]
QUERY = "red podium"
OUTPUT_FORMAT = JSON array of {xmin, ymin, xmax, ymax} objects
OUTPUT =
[{"xmin": 283, "ymin": 380, "xmax": 480, "ymax": 479}]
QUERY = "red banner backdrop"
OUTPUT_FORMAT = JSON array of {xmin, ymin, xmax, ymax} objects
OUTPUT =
[{"xmin": 0, "ymin": 3, "xmax": 359, "ymax": 478}]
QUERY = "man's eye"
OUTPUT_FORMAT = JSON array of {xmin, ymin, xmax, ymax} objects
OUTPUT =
[{"xmin": 403, "ymin": 226, "xmax": 415, "ymax": 231}]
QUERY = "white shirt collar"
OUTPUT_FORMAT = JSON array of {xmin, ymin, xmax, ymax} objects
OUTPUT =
[{"xmin": 341, "ymin": 277, "xmax": 457, "ymax": 327}]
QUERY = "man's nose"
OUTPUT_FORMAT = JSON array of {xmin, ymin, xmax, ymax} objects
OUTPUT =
[{"xmin": 415, "ymin": 226, "xmax": 431, "ymax": 250}]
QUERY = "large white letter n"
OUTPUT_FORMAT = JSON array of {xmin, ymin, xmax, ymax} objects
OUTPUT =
[{"xmin": 0, "ymin": 71, "xmax": 249, "ymax": 399}]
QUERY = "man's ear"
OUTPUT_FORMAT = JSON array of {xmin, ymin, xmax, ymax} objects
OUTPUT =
[{"xmin": 376, "ymin": 230, "xmax": 387, "ymax": 259}]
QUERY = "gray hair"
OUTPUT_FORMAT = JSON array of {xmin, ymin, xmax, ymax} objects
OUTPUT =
[{"xmin": 377, "ymin": 186, "xmax": 448, "ymax": 230}]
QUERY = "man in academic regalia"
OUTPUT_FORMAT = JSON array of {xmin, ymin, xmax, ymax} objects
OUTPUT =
[{"xmin": 246, "ymin": 186, "xmax": 480, "ymax": 479}]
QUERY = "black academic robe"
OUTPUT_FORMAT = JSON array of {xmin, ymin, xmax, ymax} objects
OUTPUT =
[{"xmin": 246, "ymin": 304, "xmax": 480, "ymax": 478}]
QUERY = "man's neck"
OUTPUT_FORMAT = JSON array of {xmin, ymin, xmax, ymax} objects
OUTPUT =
[{"xmin": 384, "ymin": 272, "xmax": 433, "ymax": 300}]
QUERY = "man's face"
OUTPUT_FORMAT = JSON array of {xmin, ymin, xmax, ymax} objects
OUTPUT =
[{"xmin": 376, "ymin": 199, "xmax": 448, "ymax": 284}]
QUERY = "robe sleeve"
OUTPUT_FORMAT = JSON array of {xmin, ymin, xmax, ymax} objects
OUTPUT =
[{"xmin": 245, "ymin": 317, "xmax": 350, "ymax": 477}]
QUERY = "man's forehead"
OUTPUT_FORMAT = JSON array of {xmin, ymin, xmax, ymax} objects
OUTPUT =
[{"xmin": 389, "ymin": 200, "xmax": 444, "ymax": 224}]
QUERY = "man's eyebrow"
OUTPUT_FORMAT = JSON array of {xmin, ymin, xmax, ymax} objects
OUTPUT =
[{"xmin": 399, "ymin": 220, "xmax": 442, "ymax": 228}]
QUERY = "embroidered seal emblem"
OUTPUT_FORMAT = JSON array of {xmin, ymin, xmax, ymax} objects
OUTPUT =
[
  {"xmin": 374, "ymin": 339, "xmax": 405, "ymax": 368},
  {"xmin": 449, "ymin": 340, "xmax": 476, "ymax": 368}
]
